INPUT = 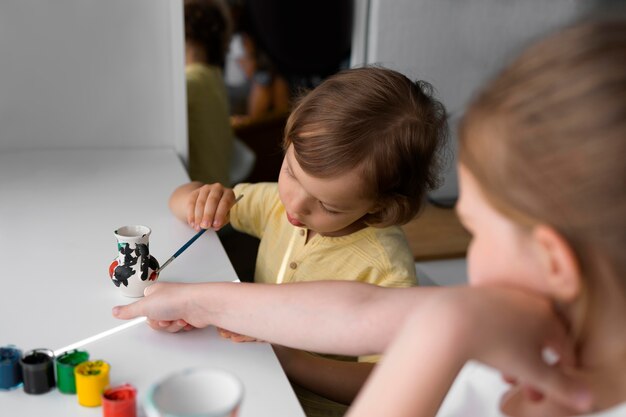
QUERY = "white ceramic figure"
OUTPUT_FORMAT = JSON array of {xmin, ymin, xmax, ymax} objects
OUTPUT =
[{"xmin": 109, "ymin": 225, "xmax": 159, "ymax": 297}]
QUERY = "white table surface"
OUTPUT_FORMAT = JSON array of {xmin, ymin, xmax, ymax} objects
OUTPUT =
[{"xmin": 0, "ymin": 148, "xmax": 304, "ymax": 416}]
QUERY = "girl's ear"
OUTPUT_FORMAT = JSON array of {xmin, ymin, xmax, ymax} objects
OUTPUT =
[{"xmin": 532, "ymin": 225, "xmax": 582, "ymax": 302}]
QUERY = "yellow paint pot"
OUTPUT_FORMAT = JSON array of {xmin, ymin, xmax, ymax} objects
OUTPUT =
[{"xmin": 75, "ymin": 360, "xmax": 110, "ymax": 407}]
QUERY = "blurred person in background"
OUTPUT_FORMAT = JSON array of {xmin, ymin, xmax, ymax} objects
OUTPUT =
[
  {"xmin": 228, "ymin": 0, "xmax": 353, "ymax": 123},
  {"xmin": 184, "ymin": 0, "xmax": 234, "ymax": 185}
]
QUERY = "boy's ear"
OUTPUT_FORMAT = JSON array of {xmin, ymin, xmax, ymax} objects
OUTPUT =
[
  {"xmin": 367, "ymin": 201, "xmax": 383, "ymax": 214},
  {"xmin": 532, "ymin": 225, "xmax": 582, "ymax": 303}
]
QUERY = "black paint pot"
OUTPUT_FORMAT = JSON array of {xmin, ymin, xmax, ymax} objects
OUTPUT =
[{"xmin": 20, "ymin": 349, "xmax": 55, "ymax": 394}]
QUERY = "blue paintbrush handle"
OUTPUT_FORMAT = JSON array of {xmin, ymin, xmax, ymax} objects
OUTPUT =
[
  {"xmin": 173, "ymin": 228, "xmax": 207, "ymax": 258},
  {"xmin": 155, "ymin": 229, "xmax": 205, "ymax": 273},
  {"xmin": 156, "ymin": 194, "xmax": 243, "ymax": 274}
]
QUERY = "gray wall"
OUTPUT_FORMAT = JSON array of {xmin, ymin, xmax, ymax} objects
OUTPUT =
[
  {"xmin": 0, "ymin": 0, "xmax": 187, "ymax": 159},
  {"xmin": 360, "ymin": 0, "xmax": 606, "ymax": 199}
]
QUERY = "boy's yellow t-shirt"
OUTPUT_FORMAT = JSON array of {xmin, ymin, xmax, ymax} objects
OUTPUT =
[
  {"xmin": 230, "ymin": 182, "xmax": 417, "ymax": 288},
  {"xmin": 230, "ymin": 182, "xmax": 417, "ymax": 416}
]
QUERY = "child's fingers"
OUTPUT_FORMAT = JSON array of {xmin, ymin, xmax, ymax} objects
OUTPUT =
[
  {"xmin": 212, "ymin": 192, "xmax": 236, "ymax": 229},
  {"xmin": 112, "ymin": 300, "xmax": 144, "ymax": 320},
  {"xmin": 146, "ymin": 318, "xmax": 162, "ymax": 330},
  {"xmin": 157, "ymin": 319, "xmax": 187, "ymax": 333},
  {"xmin": 217, "ymin": 328, "xmax": 258, "ymax": 342},
  {"xmin": 522, "ymin": 384, "xmax": 545, "ymax": 402},
  {"xmin": 231, "ymin": 335, "xmax": 260, "ymax": 343},
  {"xmin": 217, "ymin": 327, "xmax": 236, "ymax": 338},
  {"xmin": 501, "ymin": 373, "xmax": 518, "ymax": 385},
  {"xmin": 194, "ymin": 187, "xmax": 222, "ymax": 229},
  {"xmin": 186, "ymin": 194, "xmax": 196, "ymax": 227},
  {"xmin": 147, "ymin": 317, "xmax": 189, "ymax": 333},
  {"xmin": 527, "ymin": 320, "xmax": 591, "ymax": 412},
  {"xmin": 200, "ymin": 185, "xmax": 225, "ymax": 229},
  {"xmin": 170, "ymin": 319, "xmax": 193, "ymax": 332},
  {"xmin": 523, "ymin": 355, "xmax": 591, "ymax": 413},
  {"xmin": 501, "ymin": 373, "xmax": 543, "ymax": 403},
  {"xmin": 187, "ymin": 186, "xmax": 209, "ymax": 228}
]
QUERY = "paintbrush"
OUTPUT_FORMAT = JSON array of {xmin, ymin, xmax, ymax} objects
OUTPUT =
[{"xmin": 155, "ymin": 194, "xmax": 243, "ymax": 274}]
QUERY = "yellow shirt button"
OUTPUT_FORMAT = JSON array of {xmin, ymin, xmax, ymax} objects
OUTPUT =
[
  {"xmin": 299, "ymin": 229, "xmax": 305, "ymax": 236},
  {"xmin": 289, "ymin": 262, "xmax": 298, "ymax": 269}
]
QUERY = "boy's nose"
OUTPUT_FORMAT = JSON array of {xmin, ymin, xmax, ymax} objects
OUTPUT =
[{"xmin": 289, "ymin": 192, "xmax": 311, "ymax": 216}]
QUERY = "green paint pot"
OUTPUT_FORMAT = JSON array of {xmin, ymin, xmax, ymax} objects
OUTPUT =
[{"xmin": 56, "ymin": 350, "xmax": 89, "ymax": 394}]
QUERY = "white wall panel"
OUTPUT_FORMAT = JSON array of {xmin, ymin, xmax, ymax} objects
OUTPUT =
[
  {"xmin": 361, "ymin": 0, "xmax": 594, "ymax": 198},
  {"xmin": 0, "ymin": 0, "xmax": 186, "ymax": 159}
]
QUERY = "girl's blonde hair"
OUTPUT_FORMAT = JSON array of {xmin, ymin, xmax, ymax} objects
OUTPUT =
[
  {"xmin": 460, "ymin": 20, "xmax": 626, "ymax": 290},
  {"xmin": 284, "ymin": 67, "xmax": 448, "ymax": 227}
]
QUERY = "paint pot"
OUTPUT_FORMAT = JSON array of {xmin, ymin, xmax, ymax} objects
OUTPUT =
[
  {"xmin": 109, "ymin": 225, "xmax": 160, "ymax": 297},
  {"xmin": 55, "ymin": 349, "xmax": 89, "ymax": 394},
  {"xmin": 144, "ymin": 368, "xmax": 244, "ymax": 417},
  {"xmin": 103, "ymin": 384, "xmax": 137, "ymax": 417},
  {"xmin": 75, "ymin": 360, "xmax": 110, "ymax": 407},
  {"xmin": 0, "ymin": 345, "xmax": 22, "ymax": 390},
  {"xmin": 20, "ymin": 348, "xmax": 55, "ymax": 394}
]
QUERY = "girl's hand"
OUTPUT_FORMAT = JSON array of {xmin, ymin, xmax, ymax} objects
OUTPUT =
[
  {"xmin": 112, "ymin": 282, "xmax": 208, "ymax": 331},
  {"xmin": 435, "ymin": 287, "xmax": 591, "ymax": 412},
  {"xmin": 186, "ymin": 183, "xmax": 236, "ymax": 231}
]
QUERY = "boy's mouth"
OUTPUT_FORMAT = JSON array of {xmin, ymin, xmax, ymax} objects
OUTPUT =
[{"xmin": 286, "ymin": 213, "xmax": 305, "ymax": 227}]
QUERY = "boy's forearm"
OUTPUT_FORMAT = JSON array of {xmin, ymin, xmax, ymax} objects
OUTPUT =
[
  {"xmin": 191, "ymin": 281, "xmax": 438, "ymax": 355},
  {"xmin": 273, "ymin": 345, "xmax": 374, "ymax": 405}
]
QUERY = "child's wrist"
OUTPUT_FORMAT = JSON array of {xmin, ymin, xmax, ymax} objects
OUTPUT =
[{"xmin": 184, "ymin": 283, "xmax": 209, "ymax": 327}]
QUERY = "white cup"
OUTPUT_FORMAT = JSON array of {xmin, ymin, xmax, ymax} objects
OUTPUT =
[{"xmin": 144, "ymin": 368, "xmax": 244, "ymax": 417}]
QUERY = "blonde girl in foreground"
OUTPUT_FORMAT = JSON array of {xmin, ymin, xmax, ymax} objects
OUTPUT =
[{"xmin": 115, "ymin": 19, "xmax": 626, "ymax": 416}]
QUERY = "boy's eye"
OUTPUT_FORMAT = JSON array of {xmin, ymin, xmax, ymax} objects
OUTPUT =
[{"xmin": 319, "ymin": 202, "xmax": 339, "ymax": 215}]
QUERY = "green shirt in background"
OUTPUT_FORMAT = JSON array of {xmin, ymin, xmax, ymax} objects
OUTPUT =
[{"xmin": 186, "ymin": 63, "xmax": 233, "ymax": 185}]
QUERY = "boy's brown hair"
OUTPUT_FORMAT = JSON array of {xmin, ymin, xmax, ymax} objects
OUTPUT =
[
  {"xmin": 459, "ymin": 20, "xmax": 626, "ymax": 291},
  {"xmin": 284, "ymin": 67, "xmax": 448, "ymax": 227}
]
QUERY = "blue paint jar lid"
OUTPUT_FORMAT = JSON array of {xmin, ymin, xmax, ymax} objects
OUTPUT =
[{"xmin": 0, "ymin": 345, "xmax": 23, "ymax": 390}]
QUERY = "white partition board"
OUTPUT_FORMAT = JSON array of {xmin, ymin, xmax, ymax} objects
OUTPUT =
[{"xmin": 0, "ymin": 0, "xmax": 187, "ymax": 160}]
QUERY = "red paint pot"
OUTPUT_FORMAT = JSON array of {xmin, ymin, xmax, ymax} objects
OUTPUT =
[{"xmin": 102, "ymin": 383, "xmax": 137, "ymax": 417}]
